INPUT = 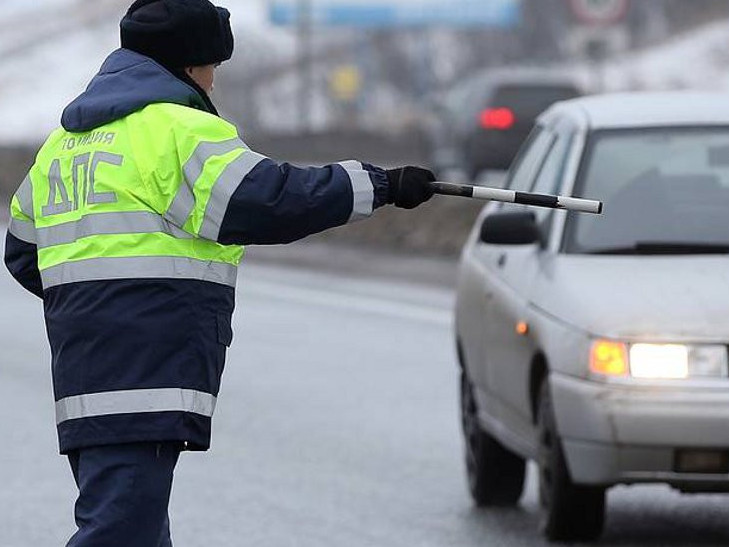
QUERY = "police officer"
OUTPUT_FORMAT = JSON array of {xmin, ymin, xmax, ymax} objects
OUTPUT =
[{"xmin": 3, "ymin": 1, "xmax": 435, "ymax": 545}]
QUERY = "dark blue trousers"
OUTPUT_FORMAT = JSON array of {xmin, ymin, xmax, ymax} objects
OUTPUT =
[{"xmin": 66, "ymin": 442, "xmax": 182, "ymax": 547}]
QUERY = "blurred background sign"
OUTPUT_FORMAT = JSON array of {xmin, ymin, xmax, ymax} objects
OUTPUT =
[
  {"xmin": 270, "ymin": 0, "xmax": 522, "ymax": 28},
  {"xmin": 566, "ymin": 0, "xmax": 630, "ymax": 78},
  {"xmin": 569, "ymin": 0, "xmax": 629, "ymax": 26},
  {"xmin": 330, "ymin": 65, "xmax": 362, "ymax": 102}
]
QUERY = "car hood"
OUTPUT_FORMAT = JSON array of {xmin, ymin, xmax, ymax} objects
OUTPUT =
[{"xmin": 530, "ymin": 255, "xmax": 729, "ymax": 342}]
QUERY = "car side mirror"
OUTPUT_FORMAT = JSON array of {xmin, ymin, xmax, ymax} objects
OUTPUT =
[{"xmin": 480, "ymin": 210, "xmax": 541, "ymax": 245}]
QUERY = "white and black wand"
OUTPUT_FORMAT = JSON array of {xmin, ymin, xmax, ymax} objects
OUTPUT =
[{"xmin": 431, "ymin": 182, "xmax": 603, "ymax": 215}]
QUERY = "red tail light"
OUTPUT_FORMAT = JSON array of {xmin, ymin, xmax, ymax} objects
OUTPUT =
[{"xmin": 480, "ymin": 108, "xmax": 515, "ymax": 130}]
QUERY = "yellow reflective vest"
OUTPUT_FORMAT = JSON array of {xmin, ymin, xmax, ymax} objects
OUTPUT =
[{"xmin": 11, "ymin": 103, "xmax": 249, "ymax": 290}]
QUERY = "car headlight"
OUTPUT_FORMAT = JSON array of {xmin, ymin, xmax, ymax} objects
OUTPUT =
[
  {"xmin": 590, "ymin": 340, "xmax": 728, "ymax": 379},
  {"xmin": 630, "ymin": 344, "xmax": 688, "ymax": 379}
]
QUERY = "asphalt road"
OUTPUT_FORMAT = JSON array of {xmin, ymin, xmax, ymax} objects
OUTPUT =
[{"xmin": 2, "ymin": 251, "xmax": 729, "ymax": 547}]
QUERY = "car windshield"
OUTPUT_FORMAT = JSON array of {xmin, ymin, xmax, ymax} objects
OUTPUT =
[{"xmin": 564, "ymin": 127, "xmax": 729, "ymax": 254}]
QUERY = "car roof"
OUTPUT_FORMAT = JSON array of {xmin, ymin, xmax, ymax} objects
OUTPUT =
[
  {"xmin": 541, "ymin": 92, "xmax": 729, "ymax": 130},
  {"xmin": 441, "ymin": 67, "xmax": 582, "ymax": 105},
  {"xmin": 460, "ymin": 67, "xmax": 582, "ymax": 92}
]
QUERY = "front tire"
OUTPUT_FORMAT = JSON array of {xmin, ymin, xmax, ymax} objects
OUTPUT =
[
  {"xmin": 460, "ymin": 372, "xmax": 525, "ymax": 506},
  {"xmin": 537, "ymin": 379, "xmax": 605, "ymax": 542}
]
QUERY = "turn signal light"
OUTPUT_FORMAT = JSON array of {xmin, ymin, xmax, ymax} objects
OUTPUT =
[
  {"xmin": 590, "ymin": 340, "xmax": 628, "ymax": 377},
  {"xmin": 516, "ymin": 321, "xmax": 529, "ymax": 335}
]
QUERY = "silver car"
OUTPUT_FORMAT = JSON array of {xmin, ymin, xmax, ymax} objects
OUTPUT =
[{"xmin": 454, "ymin": 92, "xmax": 729, "ymax": 542}]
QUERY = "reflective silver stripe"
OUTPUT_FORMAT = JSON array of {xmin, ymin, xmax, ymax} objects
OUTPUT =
[
  {"xmin": 35, "ymin": 211, "xmax": 192, "ymax": 249},
  {"xmin": 41, "ymin": 256, "xmax": 238, "ymax": 289},
  {"xmin": 339, "ymin": 160, "xmax": 374, "ymax": 222},
  {"xmin": 87, "ymin": 152, "xmax": 122, "ymax": 204},
  {"xmin": 199, "ymin": 150, "xmax": 268, "ymax": 241},
  {"xmin": 55, "ymin": 388, "xmax": 217, "ymax": 424},
  {"xmin": 166, "ymin": 138, "xmax": 245, "ymax": 228},
  {"xmin": 8, "ymin": 217, "xmax": 36, "ymax": 244},
  {"xmin": 16, "ymin": 175, "xmax": 34, "ymax": 220}
]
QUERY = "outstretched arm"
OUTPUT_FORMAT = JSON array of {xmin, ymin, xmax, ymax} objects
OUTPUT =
[
  {"xmin": 156, "ymin": 125, "xmax": 434, "ymax": 245},
  {"xmin": 216, "ymin": 158, "xmax": 390, "ymax": 246}
]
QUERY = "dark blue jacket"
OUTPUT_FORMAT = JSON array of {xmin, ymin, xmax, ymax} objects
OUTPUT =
[{"xmin": 4, "ymin": 49, "xmax": 389, "ymax": 454}]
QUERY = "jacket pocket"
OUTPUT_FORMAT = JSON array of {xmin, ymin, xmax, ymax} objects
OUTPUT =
[{"xmin": 216, "ymin": 312, "xmax": 233, "ymax": 347}]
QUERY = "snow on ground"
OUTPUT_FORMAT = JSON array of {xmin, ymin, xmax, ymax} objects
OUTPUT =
[
  {"xmin": 0, "ymin": 0, "xmax": 283, "ymax": 144},
  {"xmin": 602, "ymin": 19, "xmax": 729, "ymax": 92}
]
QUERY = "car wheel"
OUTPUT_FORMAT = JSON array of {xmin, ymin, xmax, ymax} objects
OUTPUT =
[
  {"xmin": 460, "ymin": 371, "xmax": 526, "ymax": 506},
  {"xmin": 537, "ymin": 378, "xmax": 605, "ymax": 542}
]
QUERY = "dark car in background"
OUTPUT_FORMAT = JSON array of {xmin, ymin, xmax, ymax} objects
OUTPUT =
[{"xmin": 425, "ymin": 68, "xmax": 583, "ymax": 182}]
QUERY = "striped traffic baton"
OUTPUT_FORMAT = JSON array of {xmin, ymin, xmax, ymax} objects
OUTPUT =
[{"xmin": 431, "ymin": 182, "xmax": 603, "ymax": 215}]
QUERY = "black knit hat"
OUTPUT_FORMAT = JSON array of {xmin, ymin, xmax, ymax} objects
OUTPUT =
[{"xmin": 121, "ymin": 0, "xmax": 234, "ymax": 69}]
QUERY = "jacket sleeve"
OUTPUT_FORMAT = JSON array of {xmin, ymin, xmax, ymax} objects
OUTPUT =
[
  {"xmin": 158, "ymin": 130, "xmax": 391, "ymax": 245},
  {"xmin": 215, "ymin": 156, "xmax": 390, "ymax": 245},
  {"xmin": 4, "ymin": 177, "xmax": 43, "ymax": 298}
]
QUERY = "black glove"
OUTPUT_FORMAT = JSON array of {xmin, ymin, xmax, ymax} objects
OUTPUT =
[{"xmin": 385, "ymin": 166, "xmax": 436, "ymax": 209}]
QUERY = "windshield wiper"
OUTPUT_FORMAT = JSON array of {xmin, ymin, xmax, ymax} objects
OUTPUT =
[{"xmin": 586, "ymin": 242, "xmax": 729, "ymax": 255}]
